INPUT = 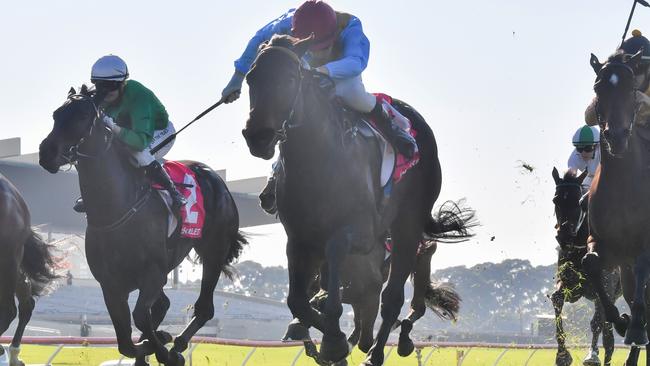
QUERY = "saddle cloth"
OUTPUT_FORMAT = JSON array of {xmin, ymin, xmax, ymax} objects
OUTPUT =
[
  {"xmin": 356, "ymin": 93, "xmax": 420, "ymax": 190},
  {"xmin": 155, "ymin": 161, "xmax": 206, "ymax": 239}
]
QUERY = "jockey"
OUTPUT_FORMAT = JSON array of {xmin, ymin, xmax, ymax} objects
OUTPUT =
[
  {"xmin": 586, "ymin": 29, "xmax": 650, "ymax": 125},
  {"xmin": 567, "ymin": 125, "xmax": 601, "ymax": 192},
  {"xmin": 73, "ymin": 55, "xmax": 187, "ymax": 212},
  {"xmin": 222, "ymin": 0, "xmax": 417, "ymax": 214}
]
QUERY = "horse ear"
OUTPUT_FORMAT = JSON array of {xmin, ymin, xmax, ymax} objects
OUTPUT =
[
  {"xmin": 590, "ymin": 53, "xmax": 603, "ymax": 75},
  {"xmin": 577, "ymin": 169, "xmax": 588, "ymax": 184},
  {"xmin": 627, "ymin": 50, "xmax": 644, "ymax": 70},
  {"xmin": 68, "ymin": 87, "xmax": 76, "ymax": 97},
  {"xmin": 552, "ymin": 167, "xmax": 561, "ymax": 184},
  {"xmin": 293, "ymin": 34, "xmax": 316, "ymax": 58},
  {"xmin": 80, "ymin": 84, "xmax": 89, "ymax": 95}
]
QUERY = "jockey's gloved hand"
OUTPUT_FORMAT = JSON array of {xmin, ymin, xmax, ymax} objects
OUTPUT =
[
  {"xmin": 221, "ymin": 71, "xmax": 246, "ymax": 104},
  {"xmin": 102, "ymin": 115, "xmax": 121, "ymax": 134}
]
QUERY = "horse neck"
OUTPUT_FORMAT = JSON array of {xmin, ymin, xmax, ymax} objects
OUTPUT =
[
  {"xmin": 599, "ymin": 133, "xmax": 649, "ymax": 192},
  {"xmin": 280, "ymin": 84, "xmax": 342, "ymax": 178},
  {"xmin": 76, "ymin": 133, "xmax": 138, "ymax": 223}
]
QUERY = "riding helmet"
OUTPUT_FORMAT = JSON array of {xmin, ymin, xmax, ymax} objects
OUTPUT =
[
  {"xmin": 91, "ymin": 55, "xmax": 129, "ymax": 82},
  {"xmin": 292, "ymin": 0, "xmax": 338, "ymax": 50},
  {"xmin": 572, "ymin": 125, "xmax": 600, "ymax": 147}
]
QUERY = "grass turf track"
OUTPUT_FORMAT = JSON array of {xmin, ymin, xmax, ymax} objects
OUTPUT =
[{"xmin": 10, "ymin": 344, "xmax": 647, "ymax": 365}]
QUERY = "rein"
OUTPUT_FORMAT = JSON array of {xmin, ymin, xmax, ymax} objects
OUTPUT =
[
  {"xmin": 555, "ymin": 182, "xmax": 588, "ymax": 249},
  {"xmin": 87, "ymin": 188, "xmax": 152, "ymax": 232}
]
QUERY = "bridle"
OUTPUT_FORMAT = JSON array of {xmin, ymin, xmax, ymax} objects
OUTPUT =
[
  {"xmin": 594, "ymin": 61, "xmax": 637, "ymax": 148},
  {"xmin": 554, "ymin": 182, "xmax": 587, "ymax": 247},
  {"xmin": 62, "ymin": 94, "xmax": 115, "ymax": 165},
  {"xmin": 249, "ymin": 46, "xmax": 308, "ymax": 142}
]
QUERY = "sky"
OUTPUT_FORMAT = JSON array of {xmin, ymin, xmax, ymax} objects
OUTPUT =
[{"xmin": 1, "ymin": 0, "xmax": 646, "ymax": 270}]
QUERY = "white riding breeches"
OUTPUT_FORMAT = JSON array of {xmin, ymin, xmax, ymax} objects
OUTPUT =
[
  {"xmin": 131, "ymin": 121, "xmax": 176, "ymax": 167},
  {"xmin": 334, "ymin": 75, "xmax": 377, "ymax": 113}
]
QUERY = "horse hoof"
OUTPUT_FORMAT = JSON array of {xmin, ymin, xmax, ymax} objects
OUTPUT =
[
  {"xmin": 166, "ymin": 351, "xmax": 185, "ymax": 366},
  {"xmin": 583, "ymin": 350, "xmax": 601, "ymax": 366},
  {"xmin": 555, "ymin": 350, "xmax": 573, "ymax": 366},
  {"xmin": 282, "ymin": 320, "xmax": 311, "ymax": 341},
  {"xmin": 397, "ymin": 336, "xmax": 414, "ymax": 357},
  {"xmin": 624, "ymin": 323, "xmax": 649, "ymax": 345},
  {"xmin": 320, "ymin": 334, "xmax": 350, "ymax": 363},
  {"xmin": 615, "ymin": 313, "xmax": 630, "ymax": 337},
  {"xmin": 156, "ymin": 330, "xmax": 173, "ymax": 345}
]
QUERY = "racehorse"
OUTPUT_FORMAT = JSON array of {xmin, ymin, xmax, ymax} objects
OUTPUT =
[
  {"xmin": 295, "ymin": 238, "xmax": 461, "ymax": 366},
  {"xmin": 0, "ymin": 174, "xmax": 57, "ymax": 366},
  {"xmin": 39, "ymin": 85, "xmax": 247, "ymax": 366},
  {"xmin": 241, "ymin": 34, "xmax": 474, "ymax": 366},
  {"xmin": 582, "ymin": 51, "xmax": 650, "ymax": 366},
  {"xmin": 551, "ymin": 168, "xmax": 621, "ymax": 366}
]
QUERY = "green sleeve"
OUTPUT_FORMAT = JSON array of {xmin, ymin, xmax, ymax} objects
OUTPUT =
[{"xmin": 117, "ymin": 103, "xmax": 155, "ymax": 151}]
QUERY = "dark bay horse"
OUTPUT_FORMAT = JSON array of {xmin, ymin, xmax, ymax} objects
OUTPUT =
[
  {"xmin": 242, "ymin": 35, "xmax": 474, "ymax": 366},
  {"xmin": 551, "ymin": 168, "xmax": 621, "ymax": 366},
  {"xmin": 0, "ymin": 174, "xmax": 57, "ymax": 366},
  {"xmin": 582, "ymin": 51, "xmax": 650, "ymax": 366},
  {"xmin": 296, "ymin": 239, "xmax": 460, "ymax": 366},
  {"xmin": 38, "ymin": 86, "xmax": 247, "ymax": 366}
]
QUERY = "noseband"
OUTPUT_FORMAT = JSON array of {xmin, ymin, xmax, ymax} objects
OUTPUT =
[{"xmin": 63, "ymin": 94, "xmax": 114, "ymax": 163}]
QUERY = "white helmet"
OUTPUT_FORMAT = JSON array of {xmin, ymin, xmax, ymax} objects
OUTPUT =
[
  {"xmin": 91, "ymin": 55, "xmax": 129, "ymax": 82},
  {"xmin": 572, "ymin": 125, "xmax": 600, "ymax": 146}
]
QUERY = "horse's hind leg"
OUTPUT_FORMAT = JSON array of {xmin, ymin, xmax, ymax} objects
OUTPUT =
[
  {"xmin": 8, "ymin": 277, "xmax": 34, "ymax": 366},
  {"xmin": 364, "ymin": 220, "xmax": 420, "ymax": 366},
  {"xmin": 0, "ymin": 252, "xmax": 18, "ymax": 337},
  {"xmin": 624, "ymin": 250, "xmax": 650, "ymax": 345}
]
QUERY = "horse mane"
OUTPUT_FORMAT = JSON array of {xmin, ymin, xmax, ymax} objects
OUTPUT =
[
  {"xmin": 268, "ymin": 34, "xmax": 300, "ymax": 49},
  {"xmin": 562, "ymin": 170, "xmax": 578, "ymax": 182}
]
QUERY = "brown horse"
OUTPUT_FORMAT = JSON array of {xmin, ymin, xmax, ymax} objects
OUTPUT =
[
  {"xmin": 241, "ymin": 35, "xmax": 474, "ymax": 366},
  {"xmin": 582, "ymin": 51, "xmax": 650, "ymax": 366},
  {"xmin": 0, "ymin": 173, "xmax": 57, "ymax": 366}
]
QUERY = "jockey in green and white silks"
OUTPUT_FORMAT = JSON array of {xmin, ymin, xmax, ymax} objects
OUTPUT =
[
  {"xmin": 73, "ymin": 55, "xmax": 186, "ymax": 212},
  {"xmin": 567, "ymin": 125, "xmax": 601, "ymax": 192}
]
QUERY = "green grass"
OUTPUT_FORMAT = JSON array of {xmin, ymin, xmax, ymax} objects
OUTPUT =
[{"xmin": 12, "ymin": 344, "xmax": 648, "ymax": 365}]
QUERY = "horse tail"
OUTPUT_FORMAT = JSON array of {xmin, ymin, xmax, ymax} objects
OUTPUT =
[
  {"xmin": 423, "ymin": 281, "xmax": 461, "ymax": 321},
  {"xmin": 21, "ymin": 230, "xmax": 58, "ymax": 297},
  {"xmin": 424, "ymin": 200, "xmax": 477, "ymax": 243},
  {"xmin": 222, "ymin": 231, "xmax": 248, "ymax": 281}
]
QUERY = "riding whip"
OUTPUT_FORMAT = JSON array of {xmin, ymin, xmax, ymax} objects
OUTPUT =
[
  {"xmin": 150, "ymin": 99, "xmax": 225, "ymax": 155},
  {"xmin": 621, "ymin": 0, "xmax": 650, "ymax": 48}
]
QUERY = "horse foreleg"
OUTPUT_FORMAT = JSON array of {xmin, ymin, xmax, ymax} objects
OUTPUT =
[
  {"xmin": 551, "ymin": 287, "xmax": 572, "ymax": 366},
  {"xmin": 8, "ymin": 278, "xmax": 33, "ymax": 366},
  {"xmin": 582, "ymin": 251, "xmax": 628, "ymax": 336},
  {"xmin": 583, "ymin": 298, "xmax": 603, "ymax": 366},
  {"xmin": 624, "ymin": 250, "xmax": 650, "ymax": 346},
  {"xmin": 286, "ymin": 240, "xmax": 324, "ymax": 338},
  {"xmin": 101, "ymin": 286, "xmax": 153, "ymax": 360},
  {"xmin": 134, "ymin": 291, "xmax": 171, "ymax": 366},
  {"xmin": 319, "ymin": 227, "xmax": 354, "ymax": 364},
  {"xmin": 363, "ymin": 225, "xmax": 419, "ymax": 366}
]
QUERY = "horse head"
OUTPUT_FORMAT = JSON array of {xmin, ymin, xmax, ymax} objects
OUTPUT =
[
  {"xmin": 591, "ymin": 51, "xmax": 643, "ymax": 156},
  {"xmin": 39, "ymin": 85, "xmax": 104, "ymax": 173},
  {"xmin": 552, "ymin": 167, "xmax": 588, "ymax": 246},
  {"xmin": 242, "ymin": 34, "xmax": 316, "ymax": 160}
]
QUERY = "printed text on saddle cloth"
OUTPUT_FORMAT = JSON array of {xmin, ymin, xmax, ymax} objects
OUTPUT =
[
  {"xmin": 162, "ymin": 161, "xmax": 206, "ymax": 238},
  {"xmin": 373, "ymin": 93, "xmax": 420, "ymax": 183}
]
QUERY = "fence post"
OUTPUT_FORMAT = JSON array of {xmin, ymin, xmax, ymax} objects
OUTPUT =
[
  {"xmin": 384, "ymin": 346, "xmax": 395, "ymax": 362},
  {"xmin": 491, "ymin": 348, "xmax": 509, "ymax": 366},
  {"xmin": 186, "ymin": 343, "xmax": 198, "ymax": 366},
  {"xmin": 45, "ymin": 345, "xmax": 65, "ymax": 366},
  {"xmin": 422, "ymin": 346, "xmax": 437, "ymax": 365},
  {"xmin": 290, "ymin": 346, "xmax": 305, "ymax": 366},
  {"xmin": 457, "ymin": 347, "xmax": 473, "ymax": 366},
  {"xmin": 240, "ymin": 347, "xmax": 257, "ymax": 366},
  {"xmin": 523, "ymin": 349, "xmax": 538, "ymax": 366}
]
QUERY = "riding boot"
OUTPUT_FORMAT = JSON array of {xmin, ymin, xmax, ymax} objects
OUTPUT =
[
  {"xmin": 72, "ymin": 197, "xmax": 86, "ymax": 213},
  {"xmin": 146, "ymin": 160, "xmax": 187, "ymax": 211},
  {"xmin": 368, "ymin": 101, "xmax": 417, "ymax": 159},
  {"xmin": 259, "ymin": 174, "xmax": 278, "ymax": 215}
]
